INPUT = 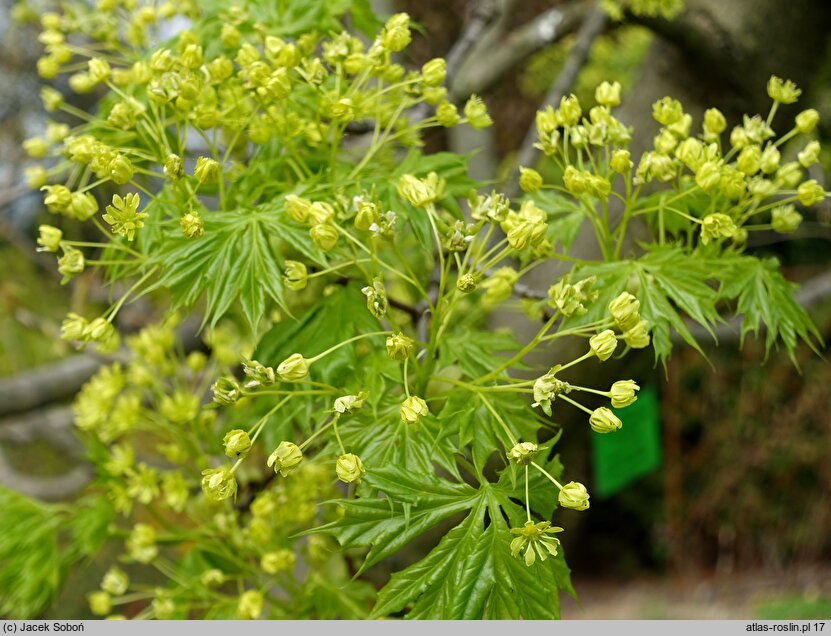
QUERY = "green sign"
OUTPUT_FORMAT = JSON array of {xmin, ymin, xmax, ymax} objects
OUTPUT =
[{"xmin": 592, "ymin": 384, "xmax": 662, "ymax": 498}]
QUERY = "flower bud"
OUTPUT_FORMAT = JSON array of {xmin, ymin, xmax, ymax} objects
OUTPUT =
[
  {"xmin": 267, "ymin": 441, "xmax": 303, "ymax": 477},
  {"xmin": 481, "ymin": 267, "xmax": 518, "ymax": 305},
  {"xmin": 336, "ymin": 453, "xmax": 365, "ymax": 484},
  {"xmin": 310, "ymin": 224, "xmax": 338, "ymax": 251},
  {"xmin": 201, "ymin": 569, "xmax": 225, "ymax": 587},
  {"xmin": 595, "ymin": 80, "xmax": 621, "ymax": 107},
  {"xmin": 767, "ymin": 75, "xmax": 801, "ymax": 104},
  {"xmin": 40, "ymin": 86, "xmax": 64, "ymax": 112},
  {"xmin": 192, "ymin": 157, "xmax": 219, "ymax": 186},
  {"xmin": 58, "ymin": 246, "xmax": 85, "ymax": 280},
  {"xmin": 400, "ymin": 395, "xmax": 429, "ymax": 424},
  {"xmin": 276, "ymin": 353, "xmax": 309, "ymax": 382},
  {"xmin": 653, "ymin": 97, "xmax": 683, "ymax": 126},
  {"xmin": 795, "ymin": 109, "xmax": 820, "ymax": 134},
  {"xmin": 558, "ymin": 481, "xmax": 590, "ymax": 511},
  {"xmin": 283, "ymin": 260, "xmax": 308, "ymax": 290},
  {"xmin": 242, "ymin": 360, "xmax": 276, "ymax": 386},
  {"xmin": 386, "ymin": 332, "xmax": 414, "ymax": 360},
  {"xmin": 397, "ymin": 174, "xmax": 439, "ymax": 207},
  {"xmin": 223, "ymin": 429, "xmax": 252, "ymax": 458},
  {"xmin": 61, "ymin": 313, "xmax": 88, "ymax": 342},
  {"xmin": 694, "ymin": 161, "xmax": 721, "ymax": 192},
  {"xmin": 126, "ymin": 523, "xmax": 158, "ymax": 563},
  {"xmin": 87, "ymin": 57, "xmax": 111, "ymax": 83},
  {"xmin": 101, "ymin": 567, "xmax": 129, "ymax": 596},
  {"xmin": 506, "ymin": 441, "xmax": 538, "ymax": 466},
  {"xmin": 421, "ymin": 58, "xmax": 446, "ymax": 87},
  {"xmin": 261, "ymin": 549, "xmax": 295, "ymax": 574},
  {"xmin": 175, "ymin": 210, "xmax": 203, "ymax": 238},
  {"xmin": 380, "ymin": 13, "xmax": 411, "ymax": 52},
  {"xmin": 37, "ymin": 225, "xmax": 62, "ymax": 252},
  {"xmin": 284, "ymin": 194, "xmax": 312, "ymax": 224},
  {"xmin": 589, "ymin": 329, "xmax": 618, "ymax": 361},
  {"xmin": 456, "ymin": 273, "xmax": 477, "ymax": 293},
  {"xmin": 608, "ymin": 292, "xmax": 640, "ymax": 332},
  {"xmin": 623, "ymin": 319, "xmax": 650, "ymax": 349},
  {"xmin": 25, "ymin": 166, "xmax": 49, "ymax": 189},
  {"xmin": 771, "ymin": 204, "xmax": 803, "ymax": 233},
  {"xmin": 106, "ymin": 154, "xmax": 133, "ymax": 185},
  {"xmin": 700, "ymin": 213, "xmax": 737, "ymax": 245},
  {"xmin": 23, "ymin": 137, "xmax": 49, "ymax": 158},
  {"xmin": 798, "ymin": 141, "xmax": 820, "ymax": 168},
  {"xmin": 797, "ymin": 179, "xmax": 825, "ymax": 206},
  {"xmin": 737, "ymin": 145, "xmax": 761, "ymax": 175},
  {"xmin": 88, "ymin": 591, "xmax": 112, "ymax": 616},
  {"xmin": 610, "ymin": 379, "xmax": 640, "ymax": 408},
  {"xmin": 589, "ymin": 407, "xmax": 622, "ymax": 433},
  {"xmin": 703, "ymin": 108, "xmax": 727, "ymax": 136},
  {"xmin": 519, "ymin": 166, "xmax": 543, "ymax": 193},
  {"xmin": 201, "ymin": 466, "xmax": 237, "ymax": 501},
  {"xmin": 164, "ymin": 153, "xmax": 183, "ymax": 181},
  {"xmin": 464, "ymin": 94, "xmax": 493, "ymax": 129},
  {"xmin": 237, "ymin": 590, "xmax": 263, "ymax": 620},
  {"xmin": 42, "ymin": 184, "xmax": 72, "ymax": 213},
  {"xmin": 434, "ymin": 100, "xmax": 460, "ymax": 127},
  {"xmin": 610, "ymin": 149, "xmax": 633, "ymax": 173},
  {"xmin": 760, "ymin": 146, "xmax": 780, "ymax": 174},
  {"xmin": 559, "ymin": 94, "xmax": 582, "ymax": 126}
]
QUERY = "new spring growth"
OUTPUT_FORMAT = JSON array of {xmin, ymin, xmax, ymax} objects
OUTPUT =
[
  {"xmin": 267, "ymin": 441, "xmax": 303, "ymax": 477},
  {"xmin": 237, "ymin": 590, "xmax": 263, "ymax": 620},
  {"xmin": 700, "ymin": 213, "xmax": 737, "ymax": 244},
  {"xmin": 589, "ymin": 407, "xmax": 622, "ymax": 433},
  {"xmin": 310, "ymin": 224, "xmax": 338, "ymax": 251},
  {"xmin": 194, "ymin": 156, "xmax": 219, "ymax": 183},
  {"xmin": 212, "ymin": 377, "xmax": 241, "ymax": 405},
  {"xmin": 608, "ymin": 292, "xmax": 641, "ymax": 332},
  {"xmin": 261, "ymin": 550, "xmax": 295, "ymax": 574},
  {"xmin": 796, "ymin": 109, "xmax": 820, "ymax": 134},
  {"xmin": 243, "ymin": 360, "xmax": 276, "ymax": 386},
  {"xmin": 558, "ymin": 481, "xmax": 590, "ymax": 511},
  {"xmin": 386, "ymin": 332, "xmax": 414, "ymax": 360},
  {"xmin": 223, "ymin": 429, "xmax": 252, "ymax": 458},
  {"xmin": 362, "ymin": 278, "xmax": 388, "ymax": 318},
  {"xmin": 276, "ymin": 353, "xmax": 310, "ymax": 382},
  {"xmin": 201, "ymin": 466, "xmax": 237, "ymax": 501},
  {"xmin": 610, "ymin": 380, "xmax": 640, "ymax": 408},
  {"xmin": 126, "ymin": 523, "xmax": 158, "ymax": 563},
  {"xmin": 336, "ymin": 453, "xmax": 365, "ymax": 484},
  {"xmin": 510, "ymin": 521, "xmax": 563, "ymax": 567},
  {"xmin": 400, "ymin": 395, "xmax": 429, "ymax": 424},
  {"xmin": 103, "ymin": 193, "xmax": 145, "ymax": 240},
  {"xmin": 463, "ymin": 94, "xmax": 493, "ymax": 128},
  {"xmin": 772, "ymin": 205, "xmax": 803, "ymax": 233},
  {"xmin": 397, "ymin": 172, "xmax": 444, "ymax": 207},
  {"xmin": 283, "ymin": 260, "xmax": 308, "ymax": 290},
  {"xmin": 797, "ymin": 180, "xmax": 825, "ymax": 206},
  {"xmin": 334, "ymin": 392, "xmax": 367, "ymax": 415},
  {"xmin": 519, "ymin": 166, "xmax": 543, "ymax": 193},
  {"xmin": 507, "ymin": 442, "xmax": 539, "ymax": 466},
  {"xmin": 767, "ymin": 75, "xmax": 802, "ymax": 104},
  {"xmin": 101, "ymin": 567, "xmax": 129, "ymax": 596},
  {"xmin": 589, "ymin": 329, "xmax": 618, "ymax": 361},
  {"xmin": 180, "ymin": 211, "xmax": 204, "ymax": 238},
  {"xmin": 37, "ymin": 225, "xmax": 62, "ymax": 252},
  {"xmin": 533, "ymin": 370, "xmax": 571, "ymax": 416}
]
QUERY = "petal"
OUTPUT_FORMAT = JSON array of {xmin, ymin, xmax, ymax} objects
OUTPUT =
[{"xmin": 524, "ymin": 544, "xmax": 536, "ymax": 567}]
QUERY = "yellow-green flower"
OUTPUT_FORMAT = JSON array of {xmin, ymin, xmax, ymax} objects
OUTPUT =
[
  {"xmin": 558, "ymin": 481, "xmax": 590, "ymax": 511},
  {"xmin": 200, "ymin": 466, "xmax": 237, "ymax": 501},
  {"xmin": 510, "ymin": 520, "xmax": 563, "ymax": 566},
  {"xmin": 237, "ymin": 590, "xmax": 263, "ymax": 620},
  {"xmin": 506, "ymin": 442, "xmax": 538, "ymax": 466},
  {"xmin": 589, "ymin": 329, "xmax": 618, "ymax": 361},
  {"xmin": 267, "ymin": 441, "xmax": 303, "ymax": 477},
  {"xmin": 277, "ymin": 353, "xmax": 310, "ymax": 382},
  {"xmin": 589, "ymin": 407, "xmax": 622, "ymax": 433},
  {"xmin": 610, "ymin": 380, "xmax": 640, "ymax": 408},
  {"xmin": 223, "ymin": 429, "xmax": 252, "ymax": 458},
  {"xmin": 336, "ymin": 453, "xmax": 365, "ymax": 484},
  {"xmin": 700, "ymin": 213, "xmax": 737, "ymax": 245},
  {"xmin": 464, "ymin": 94, "xmax": 493, "ymax": 129},
  {"xmin": 103, "ymin": 193, "xmax": 145, "ymax": 240},
  {"xmin": 400, "ymin": 395, "xmax": 429, "ymax": 424}
]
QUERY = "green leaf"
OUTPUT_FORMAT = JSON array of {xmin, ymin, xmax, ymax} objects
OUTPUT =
[
  {"xmin": 365, "ymin": 481, "xmax": 566, "ymax": 619},
  {"xmin": 720, "ymin": 255, "xmax": 823, "ymax": 361},
  {"xmin": 440, "ymin": 330, "xmax": 522, "ymax": 377},
  {"xmin": 0, "ymin": 487, "xmax": 64, "ymax": 618},
  {"xmin": 314, "ymin": 468, "xmax": 478, "ymax": 574},
  {"xmin": 254, "ymin": 282, "xmax": 378, "ymax": 385}
]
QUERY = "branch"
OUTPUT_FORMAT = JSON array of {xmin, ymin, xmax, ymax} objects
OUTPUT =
[
  {"xmin": 449, "ymin": 2, "xmax": 587, "ymax": 100},
  {"xmin": 0, "ymin": 406, "xmax": 91, "ymax": 500},
  {"xmin": 0, "ymin": 317, "xmax": 205, "ymax": 417},
  {"xmin": 506, "ymin": 5, "xmax": 609, "ymax": 197}
]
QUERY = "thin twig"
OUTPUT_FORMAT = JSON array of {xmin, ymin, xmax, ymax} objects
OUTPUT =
[{"xmin": 506, "ymin": 5, "xmax": 609, "ymax": 198}]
